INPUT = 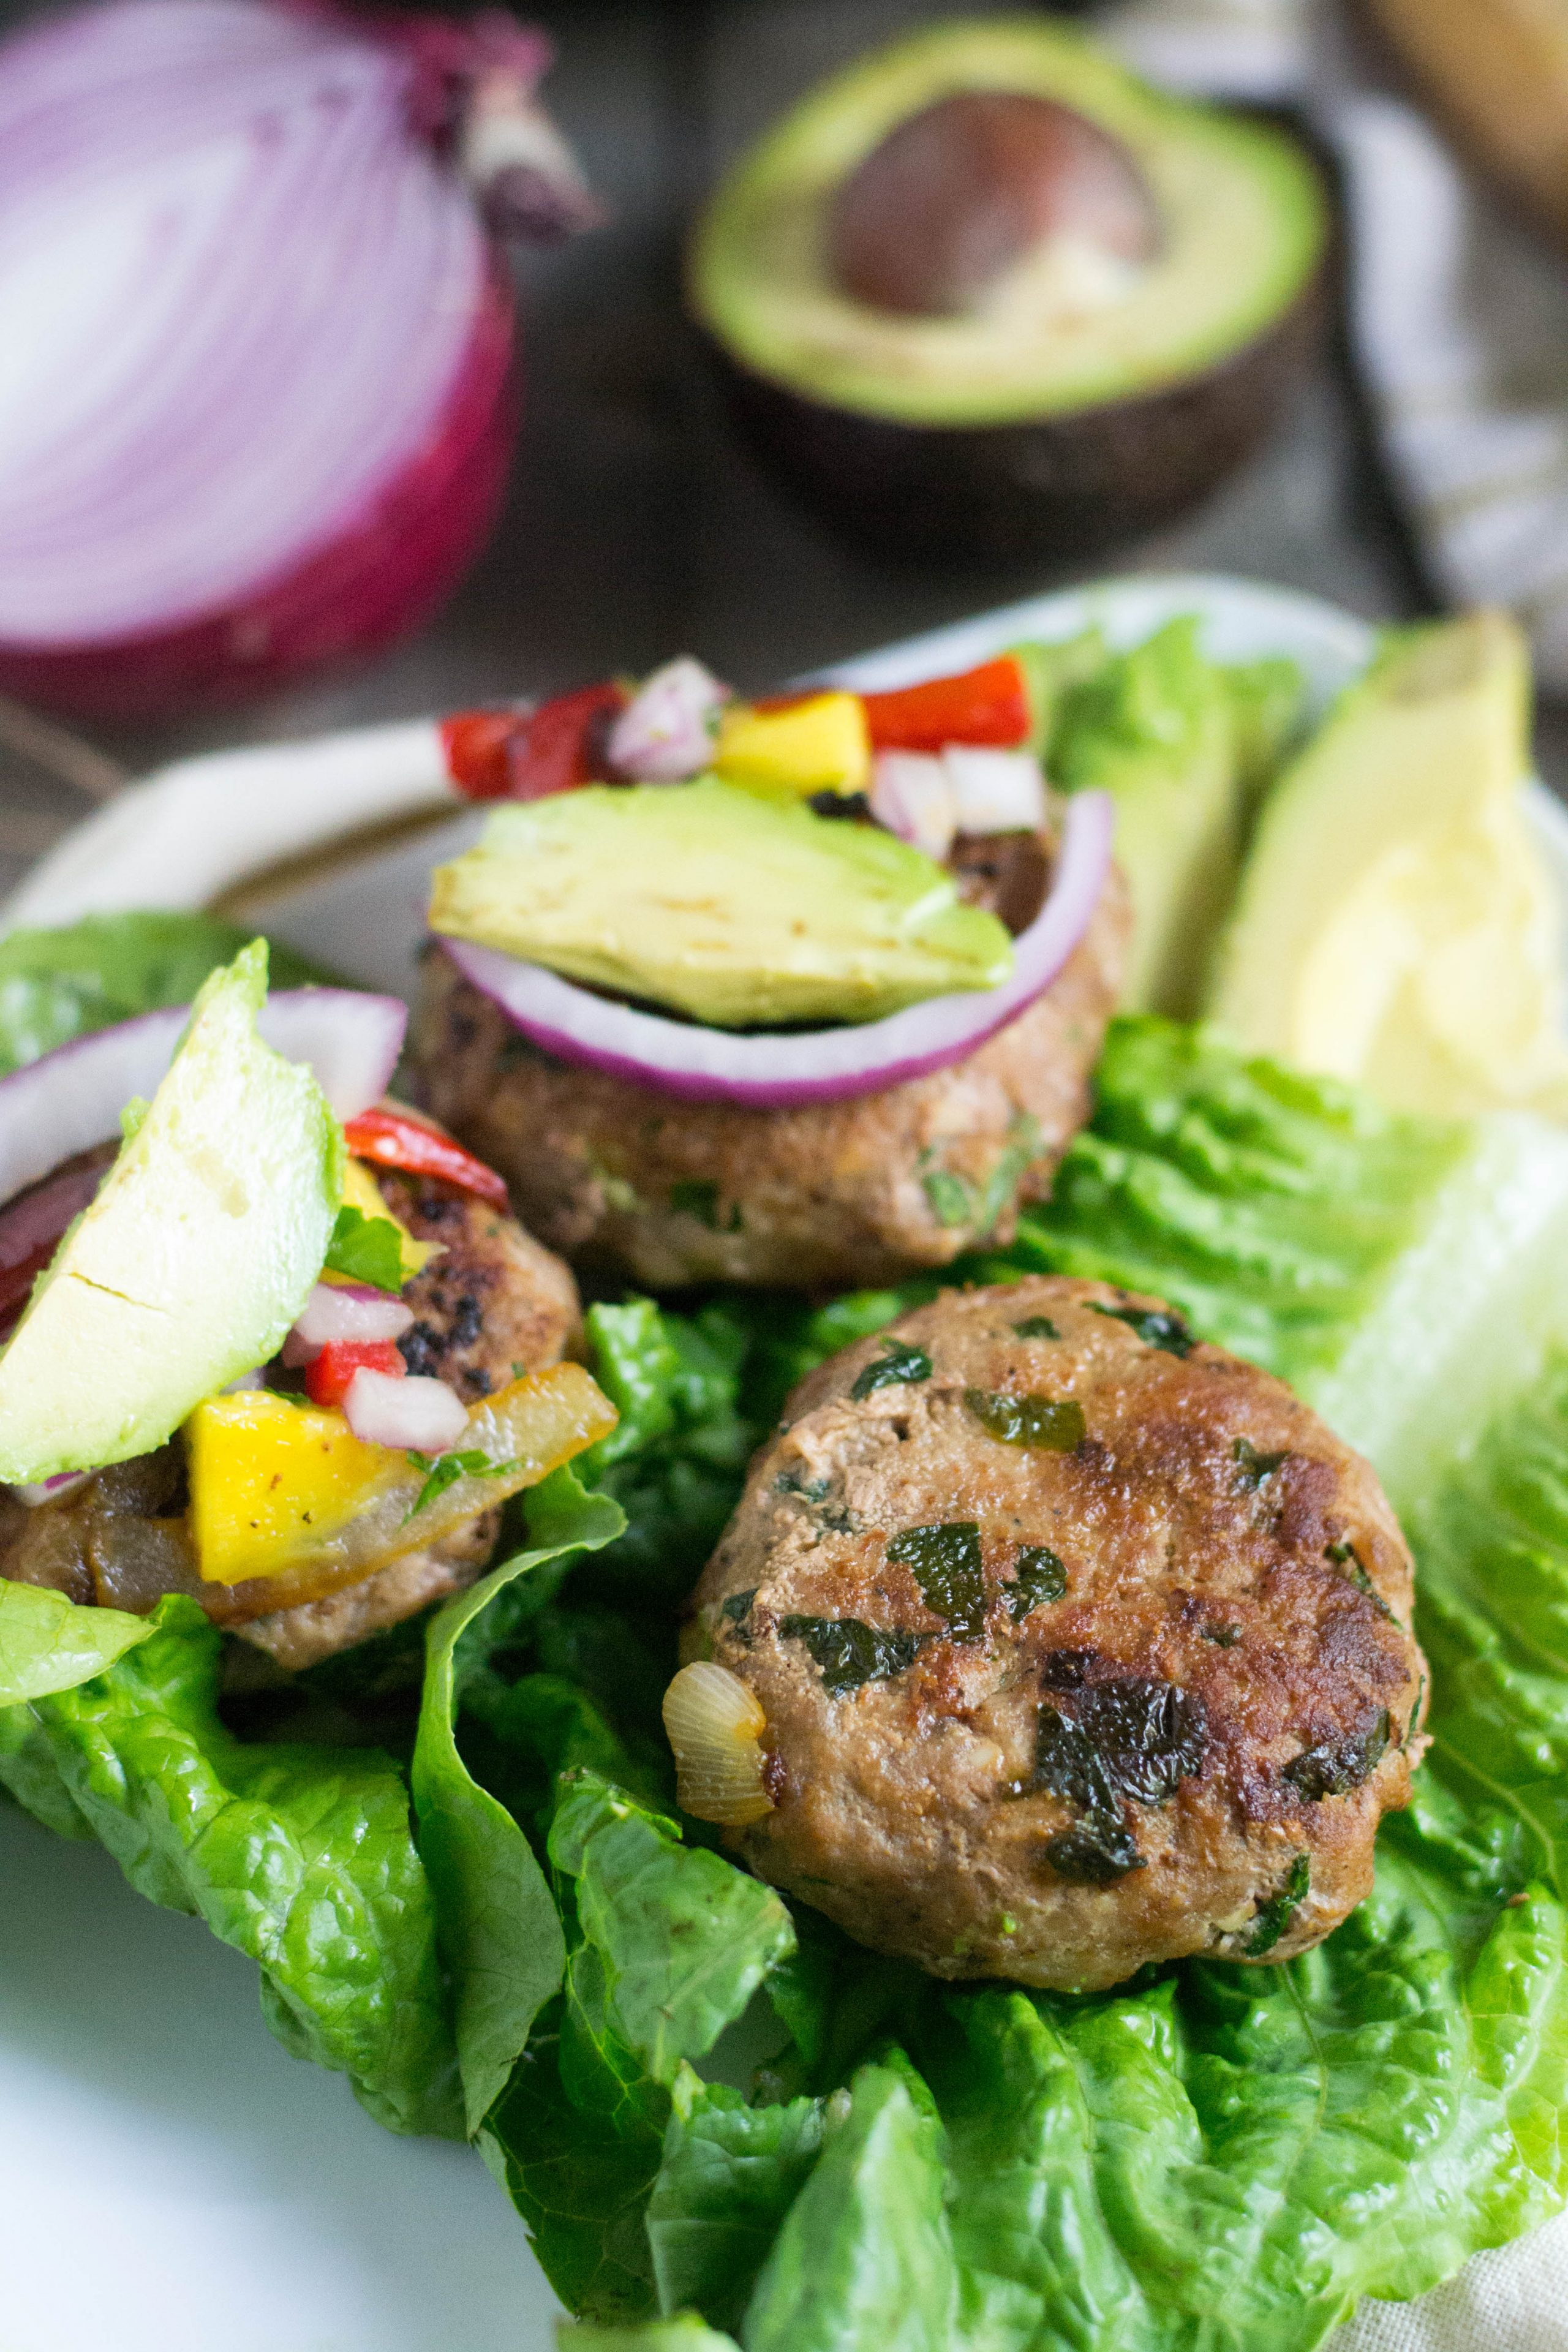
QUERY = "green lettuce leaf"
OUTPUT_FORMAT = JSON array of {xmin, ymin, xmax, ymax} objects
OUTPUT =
[
  {"xmin": 741, "ymin": 2058, "xmax": 957, "ymax": 2352},
  {"xmin": 559, "ymin": 2323, "xmax": 740, "ymax": 2351},
  {"xmin": 481, "ymin": 1769, "xmax": 797, "ymax": 2321},
  {"xmin": 988, "ymin": 1017, "xmax": 1568, "ymax": 1507},
  {"xmin": 647, "ymin": 2071, "xmax": 828, "ymax": 2334},
  {"xmin": 0, "ymin": 911, "xmax": 331, "ymax": 1074},
  {"xmin": 549, "ymin": 1771, "xmax": 796, "ymax": 2089},
  {"xmin": 0, "ymin": 1593, "xmax": 460, "ymax": 2134},
  {"xmin": 412, "ymin": 1468, "xmax": 626, "ymax": 2134},
  {"xmin": 0, "ymin": 1575, "xmax": 154, "ymax": 1704}
]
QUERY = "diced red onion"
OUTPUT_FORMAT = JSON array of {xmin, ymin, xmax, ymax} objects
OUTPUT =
[
  {"xmin": 872, "ymin": 746, "xmax": 1046, "ymax": 854},
  {"xmin": 13, "ymin": 1469, "xmax": 94, "ymax": 1508},
  {"xmin": 944, "ymin": 747, "xmax": 1047, "ymax": 834},
  {"xmin": 439, "ymin": 788, "xmax": 1115, "ymax": 1107},
  {"xmin": 0, "ymin": 988, "xmax": 407, "ymax": 1210},
  {"xmin": 0, "ymin": 1, "xmax": 592, "ymax": 721},
  {"xmin": 284, "ymin": 1282, "xmax": 416, "ymax": 1367},
  {"xmin": 344, "ymin": 1366, "xmax": 467, "ymax": 1453},
  {"xmin": 870, "ymin": 752, "xmax": 957, "ymax": 860},
  {"xmin": 607, "ymin": 657, "xmax": 729, "ymax": 782}
]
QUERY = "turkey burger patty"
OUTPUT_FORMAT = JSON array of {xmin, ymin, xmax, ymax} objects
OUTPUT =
[{"xmin": 682, "ymin": 1275, "xmax": 1427, "ymax": 1991}]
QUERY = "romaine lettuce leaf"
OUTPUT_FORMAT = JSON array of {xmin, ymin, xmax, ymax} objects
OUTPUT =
[
  {"xmin": 0, "ymin": 1574, "xmax": 154, "ymax": 1704},
  {"xmin": 647, "ymin": 2071, "xmax": 827, "ymax": 2333},
  {"xmin": 412, "ymin": 1468, "xmax": 627, "ymax": 2133},
  {"xmin": 481, "ymin": 1772, "xmax": 797, "ymax": 2323},
  {"xmin": 989, "ymin": 1017, "xmax": 1568, "ymax": 1507},
  {"xmin": 559, "ymin": 2323, "xmax": 740, "ymax": 2351},
  {"xmin": 0, "ymin": 910, "xmax": 330, "ymax": 1073},
  {"xmin": 0, "ymin": 1593, "xmax": 460, "ymax": 2135}
]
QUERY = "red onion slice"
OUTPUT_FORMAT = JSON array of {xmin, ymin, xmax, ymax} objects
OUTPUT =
[
  {"xmin": 344, "ymin": 1367, "xmax": 467, "ymax": 1453},
  {"xmin": 440, "ymin": 788, "xmax": 1114, "ymax": 1107},
  {"xmin": 0, "ymin": 988, "xmax": 407, "ymax": 1208}
]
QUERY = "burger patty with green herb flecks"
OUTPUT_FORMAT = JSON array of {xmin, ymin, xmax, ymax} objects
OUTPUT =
[
  {"xmin": 686, "ymin": 1274, "xmax": 1427, "ymax": 1991},
  {"xmin": 410, "ymin": 838, "xmax": 1128, "ymax": 1291}
]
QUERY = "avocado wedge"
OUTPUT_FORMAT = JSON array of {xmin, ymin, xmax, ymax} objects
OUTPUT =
[
  {"xmin": 1207, "ymin": 613, "xmax": 1568, "ymax": 1120},
  {"xmin": 0, "ymin": 943, "xmax": 342, "ymax": 1483},
  {"xmin": 688, "ymin": 17, "xmax": 1328, "ymax": 560},
  {"xmin": 427, "ymin": 779, "xmax": 1013, "ymax": 1028}
]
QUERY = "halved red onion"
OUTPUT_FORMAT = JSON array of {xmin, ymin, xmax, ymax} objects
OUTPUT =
[
  {"xmin": 0, "ymin": 2, "xmax": 590, "ymax": 721},
  {"xmin": 440, "ymin": 788, "xmax": 1115, "ymax": 1107},
  {"xmin": 283, "ymin": 1282, "xmax": 416, "ymax": 1368},
  {"xmin": 607, "ymin": 657, "xmax": 729, "ymax": 782},
  {"xmin": 344, "ymin": 1367, "xmax": 468, "ymax": 1453},
  {"xmin": 0, "ymin": 989, "xmax": 408, "ymax": 1210}
]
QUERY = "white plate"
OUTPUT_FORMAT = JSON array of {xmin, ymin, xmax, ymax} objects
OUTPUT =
[{"xmin": 3, "ymin": 573, "xmax": 1565, "ymax": 2352}]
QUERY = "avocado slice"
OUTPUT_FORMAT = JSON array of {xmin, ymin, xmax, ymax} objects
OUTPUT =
[
  {"xmin": 0, "ymin": 942, "xmax": 343, "ymax": 1482},
  {"xmin": 687, "ymin": 18, "xmax": 1327, "ymax": 560},
  {"xmin": 1207, "ymin": 613, "xmax": 1568, "ymax": 1120},
  {"xmin": 427, "ymin": 778, "xmax": 1013, "ymax": 1028}
]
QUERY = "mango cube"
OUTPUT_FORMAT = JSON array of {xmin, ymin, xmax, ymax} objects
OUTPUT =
[
  {"xmin": 187, "ymin": 1390, "xmax": 398, "ymax": 1585},
  {"xmin": 714, "ymin": 692, "xmax": 871, "ymax": 797}
]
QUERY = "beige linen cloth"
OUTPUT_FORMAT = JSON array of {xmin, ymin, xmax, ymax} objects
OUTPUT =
[{"xmin": 1103, "ymin": 0, "xmax": 1568, "ymax": 2341}]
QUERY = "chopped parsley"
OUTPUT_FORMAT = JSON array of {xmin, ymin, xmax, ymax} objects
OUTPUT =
[
  {"xmin": 1012, "ymin": 1315, "xmax": 1061, "ymax": 1340},
  {"xmin": 778, "ymin": 1616, "xmax": 926, "ymax": 1697},
  {"xmin": 404, "ymin": 1447, "xmax": 516, "ymax": 1521},
  {"xmin": 1233, "ymin": 1437, "xmax": 1289, "ymax": 1488},
  {"xmin": 1202, "ymin": 1624, "xmax": 1242, "ymax": 1648},
  {"xmin": 921, "ymin": 1167, "xmax": 975, "ymax": 1229},
  {"xmin": 1043, "ymin": 1819, "xmax": 1145, "ymax": 1884},
  {"xmin": 1008, "ymin": 1545, "xmax": 1068, "ymax": 1616},
  {"xmin": 324, "ymin": 1204, "xmax": 405, "ymax": 1293},
  {"xmin": 720, "ymin": 1589, "xmax": 756, "ymax": 1625},
  {"xmin": 887, "ymin": 1521, "xmax": 987, "ymax": 1643},
  {"xmin": 1092, "ymin": 1303, "xmax": 1195, "ymax": 1358},
  {"xmin": 668, "ymin": 1178, "xmax": 741, "ymax": 1232},
  {"xmin": 1283, "ymin": 1710, "xmax": 1391, "ymax": 1801},
  {"xmin": 1326, "ymin": 1540, "xmax": 1398, "ymax": 1623},
  {"xmin": 966, "ymin": 1388, "xmax": 1086, "ymax": 1452},
  {"xmin": 1245, "ymin": 1852, "xmax": 1310, "ymax": 1956},
  {"xmin": 850, "ymin": 1336, "xmax": 933, "ymax": 1401}
]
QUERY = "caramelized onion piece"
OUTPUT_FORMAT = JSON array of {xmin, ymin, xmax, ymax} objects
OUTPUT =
[
  {"xmin": 663, "ymin": 1660, "xmax": 774, "ymax": 1826},
  {"xmin": 829, "ymin": 90, "xmax": 1158, "ymax": 317}
]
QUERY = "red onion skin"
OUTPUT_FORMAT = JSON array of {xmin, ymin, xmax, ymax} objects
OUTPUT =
[{"xmin": 0, "ymin": 269, "xmax": 516, "ymax": 723}]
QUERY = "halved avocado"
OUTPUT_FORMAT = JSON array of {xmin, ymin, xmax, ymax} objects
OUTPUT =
[{"xmin": 687, "ymin": 17, "xmax": 1329, "ymax": 560}]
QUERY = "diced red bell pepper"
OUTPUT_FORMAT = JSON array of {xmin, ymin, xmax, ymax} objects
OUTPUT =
[
  {"xmin": 860, "ymin": 655, "xmax": 1032, "ymax": 752},
  {"xmin": 440, "ymin": 708, "xmax": 526, "ymax": 800},
  {"xmin": 441, "ymin": 680, "xmax": 627, "ymax": 802},
  {"xmin": 343, "ymin": 1106, "xmax": 511, "ymax": 1210},
  {"xmin": 305, "ymin": 1338, "xmax": 407, "ymax": 1411}
]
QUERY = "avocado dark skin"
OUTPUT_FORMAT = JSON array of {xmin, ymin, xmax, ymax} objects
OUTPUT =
[
  {"xmin": 706, "ymin": 282, "xmax": 1325, "ymax": 563},
  {"xmin": 688, "ymin": 24, "xmax": 1332, "ymax": 564}
]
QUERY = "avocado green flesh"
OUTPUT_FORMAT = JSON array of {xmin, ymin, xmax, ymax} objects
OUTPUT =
[
  {"xmin": 690, "ymin": 17, "xmax": 1327, "ymax": 428},
  {"xmin": 428, "ymin": 779, "xmax": 1014, "ymax": 1029},
  {"xmin": 1208, "ymin": 612, "xmax": 1568, "ymax": 1118},
  {"xmin": 0, "ymin": 943, "xmax": 343, "ymax": 1483}
]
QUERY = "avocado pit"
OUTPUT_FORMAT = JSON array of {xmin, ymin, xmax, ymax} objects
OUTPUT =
[{"xmin": 829, "ymin": 90, "xmax": 1158, "ymax": 320}]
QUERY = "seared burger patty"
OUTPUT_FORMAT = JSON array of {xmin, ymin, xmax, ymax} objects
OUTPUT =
[
  {"xmin": 688, "ymin": 1275, "xmax": 1427, "ymax": 1991},
  {"xmin": 0, "ymin": 1147, "xmax": 583, "ymax": 1670},
  {"xmin": 410, "ymin": 844, "xmax": 1128, "ymax": 1290}
]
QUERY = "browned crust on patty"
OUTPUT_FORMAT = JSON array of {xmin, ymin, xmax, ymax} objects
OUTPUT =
[
  {"xmin": 410, "ymin": 858, "xmax": 1129, "ymax": 1289},
  {"xmin": 690, "ymin": 1275, "xmax": 1427, "ymax": 1990}
]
